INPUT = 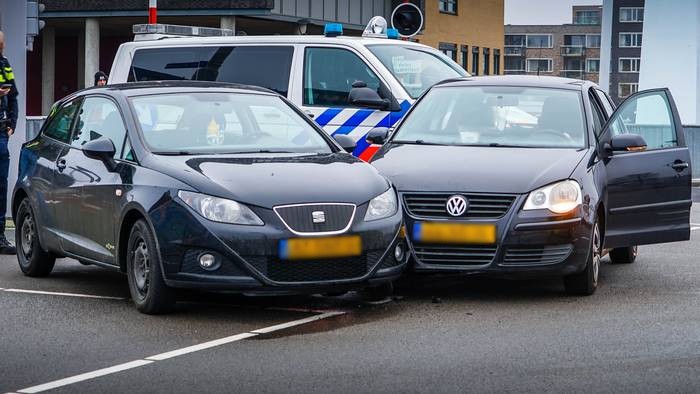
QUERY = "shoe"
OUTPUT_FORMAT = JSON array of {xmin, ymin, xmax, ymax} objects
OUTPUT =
[{"xmin": 0, "ymin": 233, "xmax": 17, "ymax": 255}]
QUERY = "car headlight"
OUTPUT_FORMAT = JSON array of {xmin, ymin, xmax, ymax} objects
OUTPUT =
[
  {"xmin": 178, "ymin": 191, "xmax": 264, "ymax": 225},
  {"xmin": 523, "ymin": 180, "xmax": 582, "ymax": 214},
  {"xmin": 364, "ymin": 188, "xmax": 398, "ymax": 221}
]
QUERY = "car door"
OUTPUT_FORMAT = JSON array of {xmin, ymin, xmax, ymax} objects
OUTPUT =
[
  {"xmin": 61, "ymin": 95, "xmax": 128, "ymax": 264},
  {"xmin": 602, "ymin": 88, "xmax": 692, "ymax": 248},
  {"xmin": 300, "ymin": 46, "xmax": 402, "ymax": 160}
]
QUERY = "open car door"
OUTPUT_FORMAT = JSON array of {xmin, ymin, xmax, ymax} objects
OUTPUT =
[{"xmin": 601, "ymin": 88, "xmax": 692, "ymax": 248}]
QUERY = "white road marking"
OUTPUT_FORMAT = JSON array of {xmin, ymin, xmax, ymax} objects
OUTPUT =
[
  {"xmin": 17, "ymin": 360, "xmax": 154, "ymax": 394},
  {"xmin": 692, "ymin": 227, "xmax": 700, "ymax": 231},
  {"xmin": 13, "ymin": 310, "xmax": 346, "ymax": 393},
  {"xmin": 1, "ymin": 288, "xmax": 126, "ymax": 300}
]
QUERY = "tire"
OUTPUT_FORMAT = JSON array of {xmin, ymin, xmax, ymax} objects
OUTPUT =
[
  {"xmin": 15, "ymin": 198, "xmax": 56, "ymax": 277},
  {"xmin": 564, "ymin": 219, "xmax": 601, "ymax": 296},
  {"xmin": 610, "ymin": 246, "xmax": 638, "ymax": 264},
  {"xmin": 126, "ymin": 219, "xmax": 175, "ymax": 314}
]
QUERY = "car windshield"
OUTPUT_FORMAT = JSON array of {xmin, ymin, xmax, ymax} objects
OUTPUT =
[
  {"xmin": 367, "ymin": 44, "xmax": 467, "ymax": 98},
  {"xmin": 129, "ymin": 92, "xmax": 333, "ymax": 155},
  {"xmin": 393, "ymin": 86, "xmax": 587, "ymax": 149}
]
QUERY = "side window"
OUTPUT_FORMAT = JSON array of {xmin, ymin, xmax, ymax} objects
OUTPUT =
[
  {"xmin": 588, "ymin": 90, "xmax": 606, "ymax": 136},
  {"xmin": 303, "ymin": 47, "xmax": 383, "ymax": 107},
  {"xmin": 43, "ymin": 100, "xmax": 81, "ymax": 143},
  {"xmin": 594, "ymin": 88, "xmax": 615, "ymax": 116},
  {"xmin": 72, "ymin": 97, "xmax": 127, "ymax": 156},
  {"xmin": 608, "ymin": 91, "xmax": 678, "ymax": 149},
  {"xmin": 129, "ymin": 47, "xmax": 206, "ymax": 82},
  {"xmin": 122, "ymin": 138, "xmax": 135, "ymax": 161}
]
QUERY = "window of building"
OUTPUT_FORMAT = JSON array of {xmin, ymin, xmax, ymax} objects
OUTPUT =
[
  {"xmin": 493, "ymin": 49, "xmax": 500, "ymax": 74},
  {"xmin": 564, "ymin": 35, "xmax": 586, "ymax": 46},
  {"xmin": 72, "ymin": 97, "xmax": 127, "ymax": 156},
  {"xmin": 483, "ymin": 48, "xmax": 490, "ymax": 75},
  {"xmin": 461, "ymin": 45, "xmax": 469, "ymax": 71},
  {"xmin": 574, "ymin": 10, "xmax": 601, "ymax": 24},
  {"xmin": 43, "ymin": 99, "xmax": 81, "ymax": 143},
  {"xmin": 504, "ymin": 57, "xmax": 525, "ymax": 72},
  {"xmin": 618, "ymin": 82, "xmax": 639, "ymax": 98},
  {"xmin": 563, "ymin": 59, "xmax": 585, "ymax": 72},
  {"xmin": 526, "ymin": 34, "xmax": 552, "ymax": 48},
  {"xmin": 619, "ymin": 57, "xmax": 641, "ymax": 73},
  {"xmin": 526, "ymin": 58, "xmax": 552, "ymax": 73},
  {"xmin": 439, "ymin": 0, "xmax": 457, "ymax": 14},
  {"xmin": 504, "ymin": 35, "xmax": 525, "ymax": 46},
  {"xmin": 303, "ymin": 47, "xmax": 383, "ymax": 107},
  {"xmin": 586, "ymin": 58, "xmax": 600, "ymax": 73},
  {"xmin": 586, "ymin": 34, "xmax": 601, "ymax": 48},
  {"xmin": 620, "ymin": 7, "xmax": 644, "ymax": 22},
  {"xmin": 619, "ymin": 33, "xmax": 643, "ymax": 48},
  {"xmin": 439, "ymin": 42, "xmax": 457, "ymax": 62},
  {"xmin": 471, "ymin": 46, "xmax": 480, "ymax": 75}
]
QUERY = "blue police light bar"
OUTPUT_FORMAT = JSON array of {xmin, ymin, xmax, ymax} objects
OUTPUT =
[
  {"xmin": 324, "ymin": 23, "xmax": 343, "ymax": 37},
  {"xmin": 387, "ymin": 28, "xmax": 399, "ymax": 39}
]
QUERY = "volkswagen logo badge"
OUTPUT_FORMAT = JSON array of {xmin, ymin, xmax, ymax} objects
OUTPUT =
[{"xmin": 445, "ymin": 195, "xmax": 468, "ymax": 217}]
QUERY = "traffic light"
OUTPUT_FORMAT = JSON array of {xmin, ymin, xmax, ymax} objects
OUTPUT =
[{"xmin": 26, "ymin": 1, "xmax": 46, "ymax": 51}]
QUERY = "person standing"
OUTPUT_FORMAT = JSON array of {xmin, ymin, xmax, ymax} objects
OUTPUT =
[
  {"xmin": 94, "ymin": 71, "xmax": 108, "ymax": 86},
  {"xmin": 0, "ymin": 30, "xmax": 17, "ymax": 254}
]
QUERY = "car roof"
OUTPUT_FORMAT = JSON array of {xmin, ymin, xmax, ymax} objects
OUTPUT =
[
  {"xmin": 76, "ymin": 80, "xmax": 278, "ymax": 98},
  {"xmin": 433, "ymin": 75, "xmax": 594, "ymax": 91}
]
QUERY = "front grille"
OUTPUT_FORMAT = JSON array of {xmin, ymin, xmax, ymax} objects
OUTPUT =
[
  {"xmin": 413, "ymin": 244, "xmax": 497, "ymax": 266},
  {"xmin": 180, "ymin": 250, "xmax": 246, "ymax": 276},
  {"xmin": 244, "ymin": 250, "xmax": 383, "ymax": 283},
  {"xmin": 502, "ymin": 244, "xmax": 573, "ymax": 266},
  {"xmin": 274, "ymin": 203, "xmax": 355, "ymax": 234},
  {"xmin": 403, "ymin": 193, "xmax": 516, "ymax": 219}
]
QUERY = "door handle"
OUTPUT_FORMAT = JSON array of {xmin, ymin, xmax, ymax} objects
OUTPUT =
[
  {"xmin": 56, "ymin": 159, "xmax": 67, "ymax": 172},
  {"xmin": 671, "ymin": 160, "xmax": 689, "ymax": 171}
]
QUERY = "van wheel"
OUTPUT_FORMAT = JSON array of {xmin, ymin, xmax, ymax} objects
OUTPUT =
[
  {"xmin": 610, "ymin": 246, "xmax": 637, "ymax": 264},
  {"xmin": 16, "ymin": 198, "xmax": 56, "ymax": 277},
  {"xmin": 126, "ymin": 219, "xmax": 175, "ymax": 314},
  {"xmin": 564, "ymin": 220, "xmax": 601, "ymax": 296}
]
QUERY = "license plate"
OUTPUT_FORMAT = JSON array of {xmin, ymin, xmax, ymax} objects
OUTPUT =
[
  {"xmin": 413, "ymin": 222, "xmax": 496, "ymax": 244},
  {"xmin": 279, "ymin": 235, "xmax": 362, "ymax": 260}
]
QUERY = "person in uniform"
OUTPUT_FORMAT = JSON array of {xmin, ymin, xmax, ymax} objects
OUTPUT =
[{"xmin": 0, "ymin": 30, "xmax": 18, "ymax": 254}]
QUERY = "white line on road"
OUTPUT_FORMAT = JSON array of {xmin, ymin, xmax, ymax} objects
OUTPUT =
[
  {"xmin": 1, "ymin": 288, "xmax": 126, "ymax": 300},
  {"xmin": 692, "ymin": 227, "xmax": 700, "ymax": 231},
  {"xmin": 13, "ymin": 310, "xmax": 346, "ymax": 393}
]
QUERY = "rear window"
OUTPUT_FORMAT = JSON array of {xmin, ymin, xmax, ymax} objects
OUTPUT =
[{"xmin": 128, "ymin": 46, "xmax": 294, "ymax": 97}]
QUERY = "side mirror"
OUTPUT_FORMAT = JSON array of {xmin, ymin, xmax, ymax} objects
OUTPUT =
[
  {"xmin": 609, "ymin": 134, "xmax": 647, "ymax": 153},
  {"xmin": 348, "ymin": 81, "xmax": 390, "ymax": 110},
  {"xmin": 83, "ymin": 137, "xmax": 118, "ymax": 171},
  {"xmin": 333, "ymin": 134, "xmax": 357, "ymax": 153},
  {"xmin": 365, "ymin": 127, "xmax": 390, "ymax": 145}
]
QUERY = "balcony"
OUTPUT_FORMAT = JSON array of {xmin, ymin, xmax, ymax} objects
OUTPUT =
[
  {"xmin": 560, "ymin": 45, "xmax": 586, "ymax": 56},
  {"xmin": 560, "ymin": 70, "xmax": 586, "ymax": 79},
  {"xmin": 504, "ymin": 46, "xmax": 525, "ymax": 56}
]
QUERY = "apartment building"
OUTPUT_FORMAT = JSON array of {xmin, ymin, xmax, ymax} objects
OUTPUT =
[
  {"xmin": 599, "ymin": 0, "xmax": 644, "ymax": 103},
  {"xmin": 504, "ymin": 5, "xmax": 602, "ymax": 83}
]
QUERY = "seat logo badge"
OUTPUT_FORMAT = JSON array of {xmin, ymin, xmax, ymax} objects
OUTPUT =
[
  {"xmin": 446, "ymin": 195, "xmax": 468, "ymax": 217},
  {"xmin": 312, "ymin": 211, "xmax": 326, "ymax": 223}
]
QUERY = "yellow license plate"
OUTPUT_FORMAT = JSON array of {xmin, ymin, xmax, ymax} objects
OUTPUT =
[
  {"xmin": 279, "ymin": 235, "xmax": 362, "ymax": 260},
  {"xmin": 413, "ymin": 222, "xmax": 496, "ymax": 244}
]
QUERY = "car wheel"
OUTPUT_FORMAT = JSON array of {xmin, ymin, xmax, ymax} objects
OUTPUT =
[
  {"xmin": 15, "ymin": 198, "xmax": 56, "ymax": 277},
  {"xmin": 609, "ymin": 246, "xmax": 637, "ymax": 264},
  {"xmin": 126, "ymin": 219, "xmax": 175, "ymax": 314},
  {"xmin": 564, "ymin": 219, "xmax": 601, "ymax": 296}
]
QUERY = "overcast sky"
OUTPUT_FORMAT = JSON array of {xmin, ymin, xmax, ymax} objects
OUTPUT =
[{"xmin": 505, "ymin": 0, "xmax": 603, "ymax": 25}]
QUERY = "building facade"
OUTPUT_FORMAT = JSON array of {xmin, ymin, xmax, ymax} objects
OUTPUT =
[
  {"xmin": 504, "ymin": 5, "xmax": 602, "ymax": 83},
  {"xmin": 599, "ymin": 0, "xmax": 644, "ymax": 104},
  {"xmin": 26, "ymin": 0, "xmax": 505, "ymax": 116}
]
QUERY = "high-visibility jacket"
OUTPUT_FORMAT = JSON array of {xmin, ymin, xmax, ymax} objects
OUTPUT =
[{"xmin": 0, "ymin": 55, "xmax": 18, "ymax": 131}]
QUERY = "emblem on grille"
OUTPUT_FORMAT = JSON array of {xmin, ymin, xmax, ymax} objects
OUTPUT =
[
  {"xmin": 312, "ymin": 211, "xmax": 326, "ymax": 223},
  {"xmin": 446, "ymin": 195, "xmax": 468, "ymax": 217}
]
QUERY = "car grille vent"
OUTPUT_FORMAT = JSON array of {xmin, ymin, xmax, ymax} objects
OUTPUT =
[
  {"xmin": 403, "ymin": 193, "xmax": 516, "ymax": 219},
  {"xmin": 412, "ymin": 244, "xmax": 497, "ymax": 266},
  {"xmin": 502, "ymin": 244, "xmax": 574, "ymax": 266},
  {"xmin": 274, "ymin": 203, "xmax": 355, "ymax": 234}
]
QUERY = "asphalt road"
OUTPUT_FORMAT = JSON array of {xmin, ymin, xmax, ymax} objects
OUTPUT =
[{"xmin": 1, "ymin": 202, "xmax": 700, "ymax": 393}]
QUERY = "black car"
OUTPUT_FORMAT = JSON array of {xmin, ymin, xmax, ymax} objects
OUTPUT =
[
  {"xmin": 13, "ymin": 81, "xmax": 407, "ymax": 314},
  {"xmin": 368, "ymin": 76, "xmax": 692, "ymax": 295}
]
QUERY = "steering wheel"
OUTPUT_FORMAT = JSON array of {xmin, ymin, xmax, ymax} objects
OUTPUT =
[{"xmin": 533, "ymin": 129, "xmax": 577, "ymax": 145}]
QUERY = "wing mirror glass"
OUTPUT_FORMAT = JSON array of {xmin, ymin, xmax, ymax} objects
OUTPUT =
[
  {"xmin": 83, "ymin": 137, "xmax": 118, "ymax": 171},
  {"xmin": 333, "ymin": 134, "xmax": 357, "ymax": 153},
  {"xmin": 365, "ymin": 127, "xmax": 390, "ymax": 145},
  {"xmin": 348, "ymin": 81, "xmax": 390, "ymax": 110}
]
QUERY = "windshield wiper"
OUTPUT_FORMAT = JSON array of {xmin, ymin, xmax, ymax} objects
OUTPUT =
[
  {"xmin": 153, "ymin": 150, "xmax": 202, "ymax": 156},
  {"xmin": 486, "ymin": 143, "xmax": 533, "ymax": 148},
  {"xmin": 392, "ymin": 140, "xmax": 448, "ymax": 146}
]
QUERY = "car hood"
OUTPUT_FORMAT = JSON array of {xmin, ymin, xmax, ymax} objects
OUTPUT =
[
  {"xmin": 370, "ymin": 144, "xmax": 588, "ymax": 194},
  {"xmin": 149, "ymin": 153, "xmax": 390, "ymax": 208}
]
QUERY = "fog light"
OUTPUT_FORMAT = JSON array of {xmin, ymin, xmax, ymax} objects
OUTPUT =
[
  {"xmin": 394, "ymin": 243, "xmax": 405, "ymax": 261},
  {"xmin": 199, "ymin": 253, "xmax": 217, "ymax": 270}
]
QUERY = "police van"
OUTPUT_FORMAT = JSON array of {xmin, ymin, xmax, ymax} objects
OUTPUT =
[{"xmin": 107, "ymin": 16, "xmax": 468, "ymax": 160}]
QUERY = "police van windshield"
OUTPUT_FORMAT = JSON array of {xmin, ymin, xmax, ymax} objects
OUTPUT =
[
  {"xmin": 367, "ymin": 45, "xmax": 467, "ymax": 98},
  {"xmin": 129, "ymin": 92, "xmax": 332, "ymax": 155}
]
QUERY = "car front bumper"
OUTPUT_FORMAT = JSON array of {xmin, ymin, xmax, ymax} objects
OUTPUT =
[{"xmin": 149, "ymin": 198, "xmax": 408, "ymax": 293}]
